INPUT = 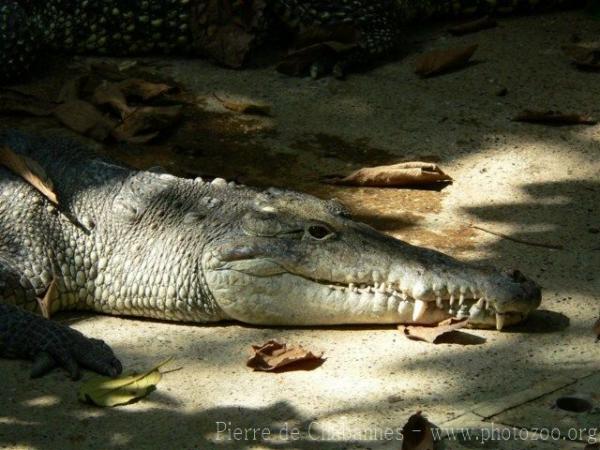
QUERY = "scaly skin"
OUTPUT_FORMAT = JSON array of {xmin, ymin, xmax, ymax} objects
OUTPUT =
[
  {"xmin": 1, "ymin": 130, "xmax": 541, "ymax": 378},
  {"xmin": 0, "ymin": 0, "xmax": 586, "ymax": 83}
]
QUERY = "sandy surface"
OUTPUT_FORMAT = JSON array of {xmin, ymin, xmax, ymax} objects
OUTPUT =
[{"xmin": 1, "ymin": 9, "xmax": 600, "ymax": 450}]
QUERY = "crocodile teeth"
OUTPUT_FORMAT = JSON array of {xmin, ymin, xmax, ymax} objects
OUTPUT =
[
  {"xmin": 436, "ymin": 297, "xmax": 444, "ymax": 309},
  {"xmin": 449, "ymin": 295, "xmax": 456, "ymax": 306},
  {"xmin": 496, "ymin": 313, "xmax": 506, "ymax": 331},
  {"xmin": 412, "ymin": 300, "xmax": 428, "ymax": 322},
  {"xmin": 476, "ymin": 298, "xmax": 485, "ymax": 309},
  {"xmin": 459, "ymin": 294, "xmax": 465, "ymax": 305}
]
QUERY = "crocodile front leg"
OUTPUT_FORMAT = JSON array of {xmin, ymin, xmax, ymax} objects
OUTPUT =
[
  {"xmin": 274, "ymin": 0, "xmax": 402, "ymax": 78},
  {"xmin": 0, "ymin": 262, "xmax": 122, "ymax": 379}
]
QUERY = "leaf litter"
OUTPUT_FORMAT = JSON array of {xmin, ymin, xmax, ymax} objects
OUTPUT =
[
  {"xmin": 513, "ymin": 109, "xmax": 597, "ymax": 126},
  {"xmin": 0, "ymin": 145, "xmax": 59, "ymax": 204},
  {"xmin": 415, "ymin": 44, "xmax": 478, "ymax": 77},
  {"xmin": 36, "ymin": 279, "xmax": 58, "ymax": 319},
  {"xmin": 78, "ymin": 358, "xmax": 174, "ymax": 407},
  {"xmin": 324, "ymin": 162, "xmax": 452, "ymax": 188},
  {"xmin": 0, "ymin": 60, "xmax": 185, "ymax": 143},
  {"xmin": 247, "ymin": 340, "xmax": 324, "ymax": 372},
  {"xmin": 402, "ymin": 318, "xmax": 480, "ymax": 345}
]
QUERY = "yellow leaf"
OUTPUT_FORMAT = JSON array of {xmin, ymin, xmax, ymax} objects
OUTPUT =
[
  {"xmin": 78, "ymin": 358, "xmax": 172, "ymax": 407},
  {"xmin": 0, "ymin": 146, "xmax": 58, "ymax": 204}
]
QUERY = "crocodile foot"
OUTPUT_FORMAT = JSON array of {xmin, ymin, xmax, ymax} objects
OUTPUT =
[{"xmin": 0, "ymin": 304, "xmax": 122, "ymax": 379}]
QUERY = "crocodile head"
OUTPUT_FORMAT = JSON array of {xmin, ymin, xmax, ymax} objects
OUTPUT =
[{"xmin": 203, "ymin": 187, "xmax": 541, "ymax": 330}]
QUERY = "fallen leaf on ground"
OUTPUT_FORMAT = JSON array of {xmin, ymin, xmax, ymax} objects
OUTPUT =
[
  {"xmin": 325, "ymin": 162, "xmax": 452, "ymax": 188},
  {"xmin": 513, "ymin": 109, "xmax": 597, "ymax": 126},
  {"xmin": 57, "ymin": 75, "xmax": 88, "ymax": 103},
  {"xmin": 415, "ymin": 44, "xmax": 478, "ymax": 77},
  {"xmin": 563, "ymin": 43, "xmax": 600, "ymax": 70},
  {"xmin": 118, "ymin": 78, "xmax": 175, "ymax": 101},
  {"xmin": 593, "ymin": 318, "xmax": 600, "ymax": 342},
  {"xmin": 213, "ymin": 93, "xmax": 271, "ymax": 116},
  {"xmin": 36, "ymin": 279, "xmax": 58, "ymax": 319},
  {"xmin": 113, "ymin": 105, "xmax": 183, "ymax": 143},
  {"xmin": 92, "ymin": 81, "xmax": 133, "ymax": 118},
  {"xmin": 448, "ymin": 16, "xmax": 497, "ymax": 36},
  {"xmin": 0, "ymin": 146, "xmax": 58, "ymax": 204},
  {"xmin": 402, "ymin": 318, "xmax": 470, "ymax": 344},
  {"xmin": 78, "ymin": 358, "xmax": 172, "ymax": 407},
  {"xmin": 401, "ymin": 412, "xmax": 435, "ymax": 450},
  {"xmin": 0, "ymin": 89, "xmax": 54, "ymax": 116},
  {"xmin": 53, "ymin": 100, "xmax": 117, "ymax": 141},
  {"xmin": 247, "ymin": 340, "xmax": 324, "ymax": 372}
]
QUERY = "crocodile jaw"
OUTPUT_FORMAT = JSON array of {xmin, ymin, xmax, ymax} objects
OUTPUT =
[{"xmin": 206, "ymin": 265, "xmax": 540, "ymax": 329}]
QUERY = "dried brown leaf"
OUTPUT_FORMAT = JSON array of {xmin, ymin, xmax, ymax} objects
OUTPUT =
[
  {"xmin": 36, "ymin": 279, "xmax": 58, "ymax": 319},
  {"xmin": 415, "ymin": 44, "xmax": 478, "ymax": 77},
  {"xmin": 0, "ymin": 146, "xmax": 58, "ymax": 204},
  {"xmin": 563, "ymin": 43, "xmax": 600, "ymax": 70},
  {"xmin": 325, "ymin": 162, "xmax": 452, "ymax": 188},
  {"xmin": 213, "ymin": 93, "xmax": 271, "ymax": 116},
  {"xmin": 448, "ymin": 16, "xmax": 497, "ymax": 36},
  {"xmin": 53, "ymin": 100, "xmax": 117, "ymax": 141},
  {"xmin": 0, "ymin": 89, "xmax": 54, "ymax": 116},
  {"xmin": 402, "ymin": 318, "xmax": 469, "ymax": 344},
  {"xmin": 57, "ymin": 75, "xmax": 88, "ymax": 103},
  {"xmin": 113, "ymin": 105, "xmax": 183, "ymax": 143},
  {"xmin": 92, "ymin": 81, "xmax": 133, "ymax": 118},
  {"xmin": 117, "ymin": 79, "xmax": 175, "ymax": 101},
  {"xmin": 401, "ymin": 412, "xmax": 435, "ymax": 450},
  {"xmin": 513, "ymin": 109, "xmax": 597, "ymax": 126},
  {"xmin": 247, "ymin": 340, "xmax": 324, "ymax": 372}
]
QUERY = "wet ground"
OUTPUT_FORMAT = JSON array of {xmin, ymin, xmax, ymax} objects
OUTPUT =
[{"xmin": 1, "ymin": 9, "xmax": 600, "ymax": 450}]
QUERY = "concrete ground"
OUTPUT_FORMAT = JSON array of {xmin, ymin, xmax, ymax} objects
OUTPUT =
[{"xmin": 1, "ymin": 9, "xmax": 600, "ymax": 450}]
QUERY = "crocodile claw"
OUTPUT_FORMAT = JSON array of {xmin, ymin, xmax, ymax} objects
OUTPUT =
[{"xmin": 1, "ymin": 304, "xmax": 122, "ymax": 379}]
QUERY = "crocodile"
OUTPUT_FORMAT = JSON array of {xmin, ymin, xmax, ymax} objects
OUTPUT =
[
  {"xmin": 0, "ymin": 130, "xmax": 541, "ymax": 379},
  {"xmin": 0, "ymin": 0, "xmax": 586, "ymax": 83}
]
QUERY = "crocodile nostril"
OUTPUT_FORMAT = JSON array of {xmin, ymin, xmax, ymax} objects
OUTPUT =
[{"xmin": 555, "ymin": 395, "xmax": 593, "ymax": 413}]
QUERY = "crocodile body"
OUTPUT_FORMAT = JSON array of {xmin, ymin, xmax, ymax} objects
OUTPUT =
[
  {"xmin": 0, "ymin": 130, "xmax": 541, "ymax": 378},
  {"xmin": 0, "ymin": 0, "xmax": 586, "ymax": 83}
]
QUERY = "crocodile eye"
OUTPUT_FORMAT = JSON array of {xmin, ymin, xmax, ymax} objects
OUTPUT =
[{"xmin": 306, "ymin": 224, "xmax": 334, "ymax": 240}]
